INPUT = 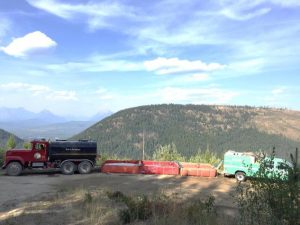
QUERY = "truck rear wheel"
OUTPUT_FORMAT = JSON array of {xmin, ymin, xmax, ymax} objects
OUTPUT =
[
  {"xmin": 235, "ymin": 172, "xmax": 246, "ymax": 182},
  {"xmin": 61, "ymin": 161, "xmax": 76, "ymax": 175},
  {"xmin": 6, "ymin": 162, "xmax": 23, "ymax": 176},
  {"xmin": 78, "ymin": 161, "xmax": 92, "ymax": 174}
]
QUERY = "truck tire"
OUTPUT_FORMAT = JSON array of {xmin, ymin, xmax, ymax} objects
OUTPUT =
[
  {"xmin": 61, "ymin": 161, "xmax": 76, "ymax": 175},
  {"xmin": 6, "ymin": 162, "xmax": 23, "ymax": 176},
  {"xmin": 235, "ymin": 172, "xmax": 246, "ymax": 182},
  {"xmin": 78, "ymin": 161, "xmax": 92, "ymax": 174}
]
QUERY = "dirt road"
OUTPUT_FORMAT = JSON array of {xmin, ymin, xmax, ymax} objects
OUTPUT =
[{"xmin": 0, "ymin": 170, "xmax": 238, "ymax": 214}]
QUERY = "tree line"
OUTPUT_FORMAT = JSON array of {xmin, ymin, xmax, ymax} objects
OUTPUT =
[{"xmin": 74, "ymin": 104, "xmax": 300, "ymax": 160}]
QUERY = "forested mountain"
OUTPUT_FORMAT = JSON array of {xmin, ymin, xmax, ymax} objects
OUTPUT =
[
  {"xmin": 0, "ymin": 128, "xmax": 23, "ymax": 149},
  {"xmin": 73, "ymin": 104, "xmax": 300, "ymax": 159}
]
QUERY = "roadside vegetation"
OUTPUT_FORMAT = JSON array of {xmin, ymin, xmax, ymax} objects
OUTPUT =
[
  {"xmin": 236, "ymin": 151, "xmax": 299, "ymax": 225},
  {"xmin": 0, "ymin": 135, "xmax": 16, "ymax": 167},
  {"xmin": 100, "ymin": 143, "xmax": 221, "ymax": 165},
  {"xmin": 0, "ymin": 187, "xmax": 224, "ymax": 225}
]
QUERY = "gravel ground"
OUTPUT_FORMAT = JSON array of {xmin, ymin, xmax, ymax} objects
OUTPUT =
[{"xmin": 0, "ymin": 169, "xmax": 238, "ymax": 217}]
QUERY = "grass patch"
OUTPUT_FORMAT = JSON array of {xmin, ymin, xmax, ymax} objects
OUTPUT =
[
  {"xmin": 1, "ymin": 186, "xmax": 230, "ymax": 225},
  {"xmin": 107, "ymin": 191, "xmax": 219, "ymax": 225}
]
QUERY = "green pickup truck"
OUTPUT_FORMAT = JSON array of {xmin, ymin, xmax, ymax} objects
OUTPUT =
[{"xmin": 223, "ymin": 150, "xmax": 293, "ymax": 181}]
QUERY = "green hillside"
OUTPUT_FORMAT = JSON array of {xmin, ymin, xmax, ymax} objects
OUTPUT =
[
  {"xmin": 73, "ymin": 104, "xmax": 300, "ymax": 159},
  {"xmin": 0, "ymin": 128, "xmax": 23, "ymax": 149}
]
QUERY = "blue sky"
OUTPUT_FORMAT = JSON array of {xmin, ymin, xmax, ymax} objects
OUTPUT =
[{"xmin": 0, "ymin": 0, "xmax": 300, "ymax": 117}]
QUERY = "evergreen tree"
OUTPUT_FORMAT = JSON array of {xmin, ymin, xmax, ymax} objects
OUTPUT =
[
  {"xmin": 0, "ymin": 147, "xmax": 4, "ymax": 166},
  {"xmin": 6, "ymin": 135, "xmax": 16, "ymax": 150}
]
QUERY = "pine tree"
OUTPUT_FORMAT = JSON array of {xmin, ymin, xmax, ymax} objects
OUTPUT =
[{"xmin": 6, "ymin": 135, "xmax": 16, "ymax": 150}]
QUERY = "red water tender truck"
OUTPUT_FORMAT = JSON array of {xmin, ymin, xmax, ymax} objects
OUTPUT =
[{"xmin": 2, "ymin": 139, "xmax": 97, "ymax": 176}]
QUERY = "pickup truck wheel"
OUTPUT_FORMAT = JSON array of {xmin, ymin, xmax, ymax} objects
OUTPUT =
[
  {"xmin": 235, "ymin": 172, "xmax": 246, "ymax": 182},
  {"xmin": 78, "ymin": 161, "xmax": 92, "ymax": 174},
  {"xmin": 61, "ymin": 161, "xmax": 76, "ymax": 175},
  {"xmin": 6, "ymin": 162, "xmax": 23, "ymax": 176}
]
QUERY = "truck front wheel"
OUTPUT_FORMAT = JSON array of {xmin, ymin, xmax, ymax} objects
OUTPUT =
[
  {"xmin": 6, "ymin": 162, "xmax": 23, "ymax": 176},
  {"xmin": 78, "ymin": 161, "xmax": 92, "ymax": 174},
  {"xmin": 235, "ymin": 172, "xmax": 246, "ymax": 182},
  {"xmin": 61, "ymin": 161, "xmax": 76, "ymax": 175}
]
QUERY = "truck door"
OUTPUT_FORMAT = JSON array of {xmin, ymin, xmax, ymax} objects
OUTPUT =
[{"xmin": 32, "ymin": 143, "xmax": 47, "ymax": 162}]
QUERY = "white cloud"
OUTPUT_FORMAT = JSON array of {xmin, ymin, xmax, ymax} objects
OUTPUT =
[
  {"xmin": 0, "ymin": 82, "xmax": 51, "ymax": 95},
  {"xmin": 159, "ymin": 87, "xmax": 238, "ymax": 104},
  {"xmin": 1, "ymin": 31, "xmax": 57, "ymax": 58},
  {"xmin": 0, "ymin": 18, "xmax": 11, "ymax": 42},
  {"xmin": 220, "ymin": 7, "xmax": 271, "ymax": 21},
  {"xmin": 47, "ymin": 56, "xmax": 143, "ymax": 73},
  {"xmin": 161, "ymin": 73, "xmax": 210, "ymax": 87},
  {"xmin": 187, "ymin": 74, "xmax": 210, "ymax": 82},
  {"xmin": 26, "ymin": 0, "xmax": 137, "ymax": 31},
  {"xmin": 228, "ymin": 58, "xmax": 265, "ymax": 74},
  {"xmin": 268, "ymin": 0, "xmax": 300, "ymax": 7},
  {"xmin": 271, "ymin": 87, "xmax": 286, "ymax": 95},
  {"xmin": 218, "ymin": 0, "xmax": 300, "ymax": 21},
  {"xmin": 0, "ymin": 82, "xmax": 77, "ymax": 101},
  {"xmin": 264, "ymin": 87, "xmax": 288, "ymax": 106},
  {"xmin": 144, "ymin": 57, "xmax": 225, "ymax": 75},
  {"xmin": 47, "ymin": 91, "xmax": 78, "ymax": 101}
]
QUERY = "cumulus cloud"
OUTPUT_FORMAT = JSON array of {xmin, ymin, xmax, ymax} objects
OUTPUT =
[
  {"xmin": 1, "ymin": 31, "xmax": 57, "ymax": 58},
  {"xmin": 144, "ymin": 57, "xmax": 225, "ymax": 75},
  {"xmin": 0, "ymin": 82, "xmax": 77, "ymax": 101}
]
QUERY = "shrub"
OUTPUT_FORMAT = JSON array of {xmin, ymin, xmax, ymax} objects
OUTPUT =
[
  {"xmin": 0, "ymin": 147, "xmax": 5, "ymax": 166},
  {"xmin": 107, "ymin": 191, "xmax": 152, "ymax": 224},
  {"xmin": 153, "ymin": 143, "xmax": 185, "ymax": 161},
  {"xmin": 107, "ymin": 191, "xmax": 218, "ymax": 225},
  {"xmin": 236, "ymin": 153, "xmax": 300, "ymax": 225},
  {"xmin": 189, "ymin": 149, "xmax": 220, "ymax": 165},
  {"xmin": 97, "ymin": 153, "xmax": 125, "ymax": 166}
]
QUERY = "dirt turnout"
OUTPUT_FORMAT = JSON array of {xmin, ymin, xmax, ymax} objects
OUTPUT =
[{"xmin": 0, "ymin": 170, "xmax": 238, "ymax": 223}]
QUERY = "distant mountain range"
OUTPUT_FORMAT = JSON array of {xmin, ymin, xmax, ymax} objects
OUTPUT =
[
  {"xmin": 0, "ymin": 107, "xmax": 112, "ymax": 139},
  {"xmin": 0, "ymin": 107, "xmax": 66, "ymax": 124},
  {"xmin": 73, "ymin": 104, "xmax": 300, "ymax": 160}
]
